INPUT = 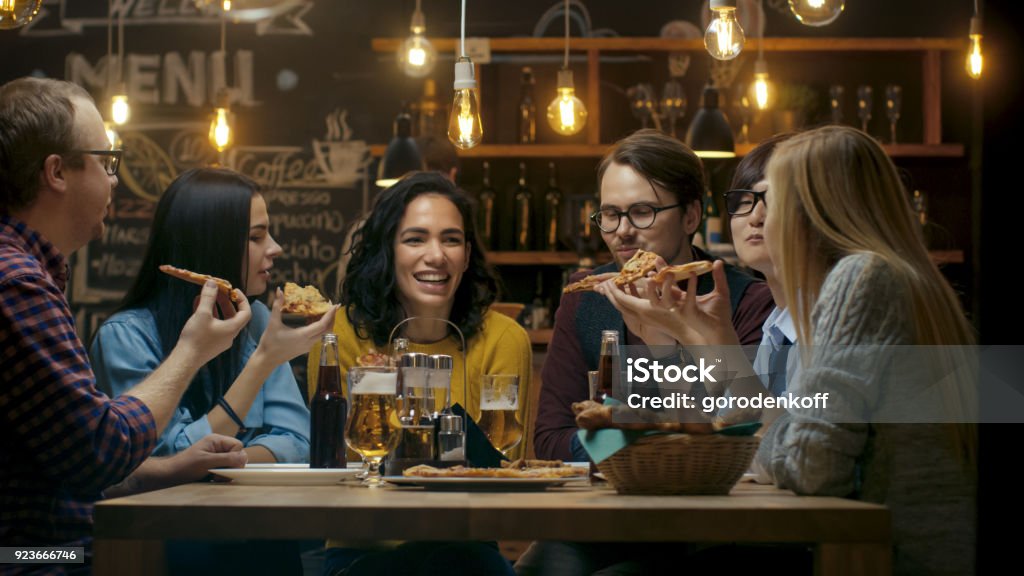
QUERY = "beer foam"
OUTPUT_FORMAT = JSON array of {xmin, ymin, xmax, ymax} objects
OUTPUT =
[
  {"xmin": 351, "ymin": 371, "xmax": 398, "ymax": 395},
  {"xmin": 480, "ymin": 397, "xmax": 518, "ymax": 410}
]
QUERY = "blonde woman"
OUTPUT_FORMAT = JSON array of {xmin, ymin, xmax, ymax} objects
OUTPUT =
[{"xmin": 602, "ymin": 126, "xmax": 977, "ymax": 575}]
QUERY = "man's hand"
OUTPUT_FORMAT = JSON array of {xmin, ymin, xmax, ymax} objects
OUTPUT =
[{"xmin": 178, "ymin": 280, "xmax": 252, "ymax": 365}]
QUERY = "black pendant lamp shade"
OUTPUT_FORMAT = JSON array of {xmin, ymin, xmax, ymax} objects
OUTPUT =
[
  {"xmin": 685, "ymin": 83, "xmax": 736, "ymax": 159},
  {"xmin": 376, "ymin": 112, "xmax": 424, "ymax": 187}
]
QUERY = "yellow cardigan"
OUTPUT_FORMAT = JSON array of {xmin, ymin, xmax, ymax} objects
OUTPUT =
[{"xmin": 307, "ymin": 308, "xmax": 533, "ymax": 458}]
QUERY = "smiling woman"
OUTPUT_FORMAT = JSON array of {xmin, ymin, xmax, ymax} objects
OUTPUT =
[{"xmin": 308, "ymin": 171, "xmax": 532, "ymax": 443}]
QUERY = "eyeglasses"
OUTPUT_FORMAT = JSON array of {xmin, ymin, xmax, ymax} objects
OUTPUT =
[
  {"xmin": 589, "ymin": 203, "xmax": 682, "ymax": 233},
  {"xmin": 66, "ymin": 149, "xmax": 123, "ymax": 177},
  {"xmin": 724, "ymin": 189, "xmax": 767, "ymax": 216}
]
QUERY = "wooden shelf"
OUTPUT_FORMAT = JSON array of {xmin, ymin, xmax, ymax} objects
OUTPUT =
[
  {"xmin": 372, "ymin": 37, "xmax": 963, "ymax": 54},
  {"xmin": 371, "ymin": 143, "xmax": 963, "ymax": 159},
  {"xmin": 930, "ymin": 250, "xmax": 964, "ymax": 265},
  {"xmin": 488, "ymin": 251, "xmax": 612, "ymax": 266},
  {"xmin": 527, "ymin": 328, "xmax": 553, "ymax": 346}
]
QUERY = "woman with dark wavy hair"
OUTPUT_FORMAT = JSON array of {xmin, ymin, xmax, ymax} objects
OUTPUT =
[{"xmin": 308, "ymin": 171, "xmax": 531, "ymax": 437}]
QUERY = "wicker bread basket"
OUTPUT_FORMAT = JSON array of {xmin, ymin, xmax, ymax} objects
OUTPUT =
[{"xmin": 597, "ymin": 433, "xmax": 760, "ymax": 495}]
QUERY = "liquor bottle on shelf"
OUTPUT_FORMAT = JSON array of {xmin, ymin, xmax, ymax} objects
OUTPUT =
[
  {"xmin": 542, "ymin": 162, "xmax": 562, "ymax": 251},
  {"xmin": 529, "ymin": 270, "xmax": 549, "ymax": 329},
  {"xmin": 477, "ymin": 161, "xmax": 496, "ymax": 250},
  {"xmin": 518, "ymin": 67, "xmax": 537, "ymax": 144},
  {"xmin": 514, "ymin": 161, "xmax": 533, "ymax": 251},
  {"xmin": 417, "ymin": 78, "xmax": 442, "ymax": 138},
  {"xmin": 702, "ymin": 188, "xmax": 722, "ymax": 248}
]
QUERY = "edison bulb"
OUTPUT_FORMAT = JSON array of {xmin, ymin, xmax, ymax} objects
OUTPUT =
[
  {"xmin": 788, "ymin": 0, "xmax": 845, "ymax": 27},
  {"xmin": 546, "ymin": 69, "xmax": 587, "ymax": 136},
  {"xmin": 704, "ymin": 1, "xmax": 744, "ymax": 61},
  {"xmin": 966, "ymin": 18, "xmax": 983, "ymax": 79},
  {"xmin": 752, "ymin": 59, "xmax": 770, "ymax": 110},
  {"xmin": 398, "ymin": 34, "xmax": 437, "ymax": 78},
  {"xmin": 111, "ymin": 93, "xmax": 131, "ymax": 126},
  {"xmin": 209, "ymin": 107, "xmax": 234, "ymax": 152},
  {"xmin": 448, "ymin": 59, "xmax": 482, "ymax": 149},
  {"xmin": 0, "ymin": 0, "xmax": 42, "ymax": 30},
  {"xmin": 104, "ymin": 122, "xmax": 121, "ymax": 150}
]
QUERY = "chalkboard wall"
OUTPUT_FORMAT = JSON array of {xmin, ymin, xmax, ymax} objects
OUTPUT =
[{"xmin": 0, "ymin": 0, "xmax": 977, "ymax": 342}]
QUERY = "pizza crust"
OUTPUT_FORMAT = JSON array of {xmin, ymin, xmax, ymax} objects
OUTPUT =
[
  {"xmin": 651, "ymin": 260, "xmax": 713, "ymax": 284},
  {"xmin": 159, "ymin": 264, "xmax": 240, "ymax": 302},
  {"xmin": 561, "ymin": 272, "xmax": 617, "ymax": 294}
]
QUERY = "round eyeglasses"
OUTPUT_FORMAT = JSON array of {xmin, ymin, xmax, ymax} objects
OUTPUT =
[
  {"xmin": 589, "ymin": 203, "xmax": 681, "ymax": 233},
  {"xmin": 723, "ymin": 189, "xmax": 767, "ymax": 216}
]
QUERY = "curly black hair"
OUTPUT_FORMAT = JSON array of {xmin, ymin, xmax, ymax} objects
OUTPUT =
[{"xmin": 342, "ymin": 171, "xmax": 498, "ymax": 347}]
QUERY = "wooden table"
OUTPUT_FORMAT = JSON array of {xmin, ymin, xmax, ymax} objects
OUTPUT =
[{"xmin": 93, "ymin": 482, "xmax": 890, "ymax": 576}]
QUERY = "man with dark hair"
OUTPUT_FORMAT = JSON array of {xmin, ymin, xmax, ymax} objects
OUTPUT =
[
  {"xmin": 534, "ymin": 129, "xmax": 774, "ymax": 462},
  {"xmin": 0, "ymin": 77, "xmax": 251, "ymax": 567},
  {"xmin": 417, "ymin": 135, "xmax": 460, "ymax": 183}
]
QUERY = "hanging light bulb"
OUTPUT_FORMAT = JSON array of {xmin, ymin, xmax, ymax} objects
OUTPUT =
[
  {"xmin": 787, "ymin": 0, "xmax": 844, "ymax": 27},
  {"xmin": 222, "ymin": 0, "xmax": 231, "ymax": 10},
  {"xmin": 752, "ymin": 58, "xmax": 771, "ymax": 110},
  {"xmin": 547, "ymin": 69, "xmax": 587, "ymax": 136},
  {"xmin": 209, "ymin": 90, "xmax": 234, "ymax": 153},
  {"xmin": 397, "ymin": 0, "xmax": 437, "ymax": 78},
  {"xmin": 104, "ymin": 122, "xmax": 122, "ymax": 150},
  {"xmin": 705, "ymin": 0, "xmax": 745, "ymax": 61},
  {"xmin": 0, "ymin": 0, "xmax": 42, "ymax": 30},
  {"xmin": 546, "ymin": 0, "xmax": 587, "ymax": 136},
  {"xmin": 448, "ymin": 58, "xmax": 483, "ymax": 149},
  {"xmin": 110, "ymin": 86, "xmax": 131, "ymax": 126},
  {"xmin": 966, "ymin": 16, "xmax": 983, "ymax": 79},
  {"xmin": 209, "ymin": 106, "xmax": 234, "ymax": 153}
]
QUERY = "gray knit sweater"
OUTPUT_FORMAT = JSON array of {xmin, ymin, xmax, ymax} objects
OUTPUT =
[{"xmin": 755, "ymin": 253, "xmax": 976, "ymax": 576}]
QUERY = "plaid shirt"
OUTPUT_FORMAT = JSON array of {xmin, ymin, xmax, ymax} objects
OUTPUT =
[{"xmin": 0, "ymin": 215, "xmax": 156, "ymax": 566}]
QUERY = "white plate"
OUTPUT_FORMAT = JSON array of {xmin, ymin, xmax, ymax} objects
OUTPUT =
[
  {"xmin": 382, "ymin": 475, "xmax": 587, "ymax": 492},
  {"xmin": 210, "ymin": 464, "xmax": 361, "ymax": 485}
]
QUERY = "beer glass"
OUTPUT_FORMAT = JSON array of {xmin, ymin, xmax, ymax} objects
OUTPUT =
[
  {"xmin": 885, "ymin": 84, "xmax": 902, "ymax": 144},
  {"xmin": 856, "ymin": 85, "xmax": 873, "ymax": 133},
  {"xmin": 345, "ymin": 366, "xmax": 401, "ymax": 486},
  {"xmin": 479, "ymin": 374, "xmax": 523, "ymax": 456}
]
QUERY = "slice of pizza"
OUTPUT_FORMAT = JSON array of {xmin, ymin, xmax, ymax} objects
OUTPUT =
[
  {"xmin": 282, "ymin": 282, "xmax": 332, "ymax": 317},
  {"xmin": 613, "ymin": 249, "xmax": 659, "ymax": 287},
  {"xmin": 562, "ymin": 272, "xmax": 617, "ymax": 294},
  {"xmin": 651, "ymin": 260, "xmax": 714, "ymax": 284},
  {"xmin": 356, "ymin": 348, "xmax": 389, "ymax": 367},
  {"xmin": 159, "ymin": 264, "xmax": 240, "ymax": 302}
]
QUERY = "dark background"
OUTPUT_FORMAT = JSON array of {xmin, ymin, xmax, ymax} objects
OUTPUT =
[{"xmin": 1, "ymin": 2, "xmax": 1018, "ymax": 572}]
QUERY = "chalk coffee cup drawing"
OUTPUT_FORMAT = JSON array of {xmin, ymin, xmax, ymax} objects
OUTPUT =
[{"xmin": 313, "ymin": 139, "xmax": 369, "ymax": 187}]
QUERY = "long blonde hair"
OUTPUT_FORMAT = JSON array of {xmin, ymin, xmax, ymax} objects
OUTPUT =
[{"xmin": 767, "ymin": 125, "xmax": 977, "ymax": 466}]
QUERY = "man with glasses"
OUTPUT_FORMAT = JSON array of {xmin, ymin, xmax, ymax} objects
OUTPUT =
[
  {"xmin": 0, "ymin": 77, "xmax": 252, "ymax": 564},
  {"xmin": 533, "ymin": 129, "xmax": 774, "ymax": 463}
]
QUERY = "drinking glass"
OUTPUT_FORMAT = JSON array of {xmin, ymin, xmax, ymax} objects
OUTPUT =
[
  {"xmin": 660, "ymin": 79, "xmax": 687, "ymax": 138},
  {"xmin": 345, "ymin": 366, "xmax": 401, "ymax": 486},
  {"xmin": 856, "ymin": 84, "xmax": 873, "ymax": 133},
  {"xmin": 829, "ymin": 84, "xmax": 845, "ymax": 125},
  {"xmin": 479, "ymin": 374, "xmax": 522, "ymax": 456},
  {"xmin": 885, "ymin": 84, "xmax": 902, "ymax": 144}
]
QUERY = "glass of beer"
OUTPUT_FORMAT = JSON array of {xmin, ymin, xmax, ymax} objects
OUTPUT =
[
  {"xmin": 479, "ymin": 374, "xmax": 523, "ymax": 456},
  {"xmin": 345, "ymin": 366, "xmax": 401, "ymax": 486}
]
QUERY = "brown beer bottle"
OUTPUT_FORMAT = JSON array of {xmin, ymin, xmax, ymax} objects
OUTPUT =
[
  {"xmin": 310, "ymin": 333, "xmax": 347, "ymax": 468},
  {"xmin": 597, "ymin": 330, "xmax": 619, "ymax": 401}
]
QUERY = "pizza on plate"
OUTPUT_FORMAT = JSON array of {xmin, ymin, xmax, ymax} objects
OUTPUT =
[{"xmin": 403, "ymin": 464, "xmax": 587, "ymax": 479}]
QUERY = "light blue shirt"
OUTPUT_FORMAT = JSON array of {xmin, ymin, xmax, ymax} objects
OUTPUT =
[
  {"xmin": 752, "ymin": 306, "xmax": 799, "ymax": 392},
  {"xmin": 90, "ymin": 300, "xmax": 311, "ymax": 462}
]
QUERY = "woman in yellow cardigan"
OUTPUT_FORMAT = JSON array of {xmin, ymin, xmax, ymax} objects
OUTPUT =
[{"xmin": 308, "ymin": 171, "xmax": 532, "ymax": 454}]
